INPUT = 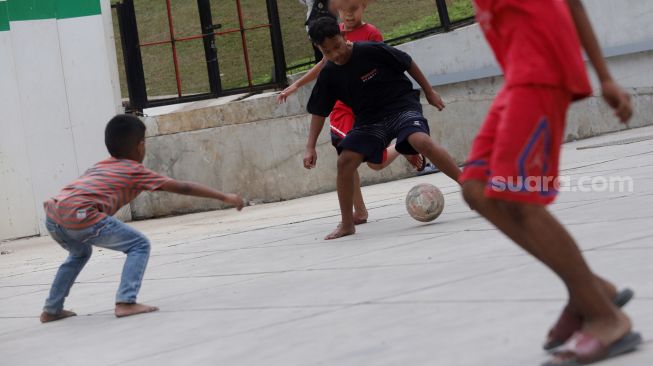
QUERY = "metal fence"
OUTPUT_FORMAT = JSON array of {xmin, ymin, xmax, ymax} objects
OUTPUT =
[
  {"xmin": 113, "ymin": 0, "xmax": 287, "ymax": 113},
  {"xmin": 285, "ymin": 0, "xmax": 476, "ymax": 73},
  {"xmin": 113, "ymin": 0, "xmax": 475, "ymax": 113}
]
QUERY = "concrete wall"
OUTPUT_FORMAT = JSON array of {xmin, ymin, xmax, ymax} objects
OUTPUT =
[
  {"xmin": 132, "ymin": 0, "xmax": 653, "ymax": 219},
  {"xmin": 0, "ymin": 0, "xmax": 38, "ymax": 239},
  {"xmin": 0, "ymin": 0, "xmax": 122, "ymax": 240}
]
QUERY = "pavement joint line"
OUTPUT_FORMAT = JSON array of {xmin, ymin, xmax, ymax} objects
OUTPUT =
[
  {"xmin": 598, "ymin": 246, "xmax": 653, "ymax": 251},
  {"xmin": 102, "ymin": 261, "xmax": 538, "ymax": 366},
  {"xmin": 78, "ymin": 260, "xmax": 466, "ymax": 283},
  {"xmin": 560, "ymin": 150, "xmax": 653, "ymax": 173},
  {"xmin": 160, "ymin": 193, "xmax": 465, "ymax": 244},
  {"xmin": 40, "ymin": 236, "xmax": 509, "ymax": 319},
  {"xmin": 7, "ymin": 296, "xmax": 653, "ymax": 319},
  {"xmin": 302, "ymin": 233, "xmax": 459, "ymax": 268},
  {"xmin": 0, "ymin": 229, "xmax": 462, "ymax": 287},
  {"xmin": 562, "ymin": 163, "xmax": 653, "ymax": 175},
  {"xmin": 552, "ymin": 195, "xmax": 632, "ymax": 212},
  {"xmin": 0, "ymin": 287, "xmax": 50, "ymax": 301},
  {"xmin": 0, "ymin": 250, "xmax": 532, "ymax": 290},
  {"xmin": 162, "ymin": 215, "xmax": 344, "ymax": 247},
  {"xmin": 104, "ymin": 306, "xmax": 357, "ymax": 366},
  {"xmin": 564, "ymin": 214, "xmax": 653, "ymax": 226},
  {"xmin": 584, "ymin": 233, "xmax": 653, "ymax": 252},
  {"xmin": 39, "ymin": 276, "xmax": 274, "ymax": 323},
  {"xmin": 6, "ymin": 233, "xmax": 637, "ymax": 295}
]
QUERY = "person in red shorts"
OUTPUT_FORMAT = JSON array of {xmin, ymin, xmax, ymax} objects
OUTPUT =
[
  {"xmin": 279, "ymin": 0, "xmax": 425, "ymax": 225},
  {"xmin": 460, "ymin": 1, "xmax": 641, "ymax": 364}
]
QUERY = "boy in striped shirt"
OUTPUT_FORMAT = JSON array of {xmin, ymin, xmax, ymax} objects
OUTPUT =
[{"xmin": 41, "ymin": 114, "xmax": 244, "ymax": 323}]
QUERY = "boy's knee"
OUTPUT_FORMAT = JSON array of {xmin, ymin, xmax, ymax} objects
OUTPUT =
[
  {"xmin": 127, "ymin": 234, "xmax": 150, "ymax": 254},
  {"xmin": 407, "ymin": 133, "xmax": 432, "ymax": 151},
  {"xmin": 138, "ymin": 236, "xmax": 151, "ymax": 252},
  {"xmin": 337, "ymin": 151, "xmax": 362, "ymax": 171},
  {"xmin": 74, "ymin": 245, "xmax": 93, "ymax": 260}
]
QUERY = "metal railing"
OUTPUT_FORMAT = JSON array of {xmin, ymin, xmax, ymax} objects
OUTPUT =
[
  {"xmin": 113, "ymin": 0, "xmax": 475, "ymax": 113},
  {"xmin": 285, "ymin": 0, "xmax": 476, "ymax": 73},
  {"xmin": 113, "ymin": 0, "xmax": 287, "ymax": 113}
]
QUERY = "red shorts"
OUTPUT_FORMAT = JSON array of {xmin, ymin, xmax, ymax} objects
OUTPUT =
[
  {"xmin": 459, "ymin": 86, "xmax": 572, "ymax": 205},
  {"xmin": 329, "ymin": 101, "xmax": 355, "ymax": 140}
]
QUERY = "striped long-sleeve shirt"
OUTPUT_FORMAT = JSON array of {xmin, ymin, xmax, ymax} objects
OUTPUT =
[{"xmin": 44, "ymin": 158, "xmax": 172, "ymax": 229}]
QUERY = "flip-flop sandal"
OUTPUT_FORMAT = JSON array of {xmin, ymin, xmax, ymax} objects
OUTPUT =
[
  {"xmin": 543, "ymin": 288, "xmax": 634, "ymax": 351},
  {"xmin": 542, "ymin": 331, "xmax": 642, "ymax": 365},
  {"xmin": 406, "ymin": 154, "xmax": 426, "ymax": 172}
]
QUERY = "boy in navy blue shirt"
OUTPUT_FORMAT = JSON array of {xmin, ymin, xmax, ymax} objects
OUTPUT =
[{"xmin": 304, "ymin": 16, "xmax": 461, "ymax": 240}]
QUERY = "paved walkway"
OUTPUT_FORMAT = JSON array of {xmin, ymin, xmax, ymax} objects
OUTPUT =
[{"xmin": 1, "ymin": 126, "xmax": 652, "ymax": 366}]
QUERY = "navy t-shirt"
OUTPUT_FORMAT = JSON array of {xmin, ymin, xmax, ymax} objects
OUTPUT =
[{"xmin": 307, "ymin": 42, "xmax": 422, "ymax": 125}]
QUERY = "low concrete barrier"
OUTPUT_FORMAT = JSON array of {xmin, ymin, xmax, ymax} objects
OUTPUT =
[{"xmin": 133, "ymin": 77, "xmax": 652, "ymax": 219}]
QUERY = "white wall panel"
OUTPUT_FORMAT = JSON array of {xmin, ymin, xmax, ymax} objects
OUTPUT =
[
  {"xmin": 58, "ymin": 14, "xmax": 120, "ymax": 170},
  {"xmin": 11, "ymin": 19, "xmax": 78, "ymax": 235},
  {"xmin": 0, "ymin": 30, "xmax": 38, "ymax": 240}
]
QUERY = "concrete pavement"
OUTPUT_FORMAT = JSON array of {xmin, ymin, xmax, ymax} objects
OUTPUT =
[{"xmin": 1, "ymin": 126, "xmax": 652, "ymax": 366}]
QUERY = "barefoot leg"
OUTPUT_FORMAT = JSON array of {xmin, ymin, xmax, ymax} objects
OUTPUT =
[
  {"xmin": 352, "ymin": 170, "xmax": 368, "ymax": 224},
  {"xmin": 327, "ymin": 151, "xmax": 364, "ymax": 240},
  {"xmin": 462, "ymin": 180, "xmax": 631, "ymax": 348},
  {"xmin": 367, "ymin": 145, "xmax": 400, "ymax": 171}
]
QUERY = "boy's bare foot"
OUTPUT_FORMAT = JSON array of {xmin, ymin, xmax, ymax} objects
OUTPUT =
[
  {"xmin": 115, "ymin": 303, "xmax": 159, "ymax": 318},
  {"xmin": 353, "ymin": 211, "xmax": 368, "ymax": 225},
  {"xmin": 40, "ymin": 309, "xmax": 76, "ymax": 323},
  {"xmin": 325, "ymin": 223, "xmax": 355, "ymax": 240}
]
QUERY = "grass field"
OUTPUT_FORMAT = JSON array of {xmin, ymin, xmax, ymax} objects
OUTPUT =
[{"xmin": 111, "ymin": 0, "xmax": 474, "ymax": 99}]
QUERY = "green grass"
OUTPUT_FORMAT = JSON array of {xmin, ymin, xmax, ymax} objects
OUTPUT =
[{"xmin": 111, "ymin": 0, "xmax": 474, "ymax": 99}]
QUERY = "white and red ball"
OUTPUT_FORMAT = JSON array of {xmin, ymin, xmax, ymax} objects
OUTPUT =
[{"xmin": 405, "ymin": 183, "xmax": 445, "ymax": 222}]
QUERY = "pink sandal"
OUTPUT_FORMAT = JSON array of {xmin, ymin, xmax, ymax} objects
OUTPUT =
[{"xmin": 543, "ymin": 331, "xmax": 642, "ymax": 365}]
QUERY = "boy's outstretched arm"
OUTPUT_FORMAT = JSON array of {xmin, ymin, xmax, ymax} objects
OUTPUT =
[
  {"xmin": 277, "ymin": 59, "xmax": 327, "ymax": 103},
  {"xmin": 407, "ymin": 61, "xmax": 445, "ymax": 111},
  {"xmin": 566, "ymin": 0, "xmax": 633, "ymax": 122},
  {"xmin": 303, "ymin": 114, "xmax": 326, "ymax": 169},
  {"xmin": 161, "ymin": 181, "xmax": 244, "ymax": 210}
]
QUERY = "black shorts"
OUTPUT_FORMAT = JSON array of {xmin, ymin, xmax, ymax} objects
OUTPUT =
[
  {"xmin": 331, "ymin": 131, "xmax": 344, "ymax": 148},
  {"xmin": 336, "ymin": 110, "xmax": 430, "ymax": 164}
]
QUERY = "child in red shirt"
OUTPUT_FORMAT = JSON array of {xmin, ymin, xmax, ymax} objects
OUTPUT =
[
  {"xmin": 279, "ymin": 0, "xmax": 425, "ymax": 225},
  {"xmin": 40, "ymin": 114, "xmax": 244, "ymax": 323},
  {"xmin": 461, "ymin": 1, "xmax": 640, "ymax": 364}
]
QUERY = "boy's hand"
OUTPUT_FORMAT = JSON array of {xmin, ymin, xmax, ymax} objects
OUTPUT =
[
  {"xmin": 425, "ymin": 89, "xmax": 445, "ymax": 111},
  {"xmin": 601, "ymin": 80, "xmax": 633, "ymax": 123},
  {"xmin": 303, "ymin": 148, "xmax": 317, "ymax": 169},
  {"xmin": 224, "ymin": 193, "xmax": 245, "ymax": 211},
  {"xmin": 277, "ymin": 84, "xmax": 298, "ymax": 104}
]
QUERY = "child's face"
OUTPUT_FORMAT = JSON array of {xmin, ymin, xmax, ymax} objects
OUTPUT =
[
  {"xmin": 338, "ymin": 0, "xmax": 366, "ymax": 30},
  {"xmin": 317, "ymin": 35, "xmax": 352, "ymax": 65}
]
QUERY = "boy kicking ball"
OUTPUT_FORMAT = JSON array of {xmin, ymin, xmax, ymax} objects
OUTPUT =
[
  {"xmin": 461, "ymin": 0, "xmax": 641, "ymax": 364},
  {"xmin": 303, "ymin": 17, "xmax": 461, "ymax": 240},
  {"xmin": 41, "ymin": 114, "xmax": 244, "ymax": 322}
]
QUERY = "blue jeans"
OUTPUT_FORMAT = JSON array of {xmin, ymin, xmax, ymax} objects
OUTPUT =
[{"xmin": 43, "ymin": 216, "xmax": 151, "ymax": 314}]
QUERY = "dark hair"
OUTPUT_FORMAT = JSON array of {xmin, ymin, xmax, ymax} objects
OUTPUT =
[
  {"xmin": 308, "ymin": 16, "xmax": 342, "ymax": 45},
  {"xmin": 104, "ymin": 114, "xmax": 146, "ymax": 158}
]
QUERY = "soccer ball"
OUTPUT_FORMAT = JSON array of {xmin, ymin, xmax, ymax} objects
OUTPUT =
[{"xmin": 405, "ymin": 183, "xmax": 445, "ymax": 222}]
